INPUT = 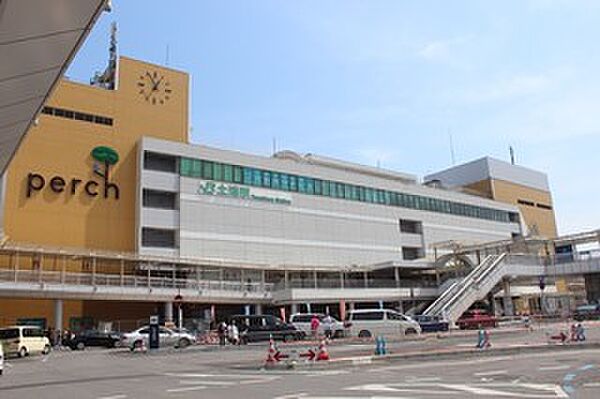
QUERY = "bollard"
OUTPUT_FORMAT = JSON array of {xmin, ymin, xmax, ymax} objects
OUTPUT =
[
  {"xmin": 375, "ymin": 336, "xmax": 387, "ymax": 355},
  {"xmin": 316, "ymin": 339, "xmax": 330, "ymax": 361},
  {"xmin": 265, "ymin": 336, "xmax": 278, "ymax": 366}
]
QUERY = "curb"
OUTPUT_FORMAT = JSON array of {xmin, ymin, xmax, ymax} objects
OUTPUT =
[{"xmin": 260, "ymin": 341, "xmax": 600, "ymax": 371}]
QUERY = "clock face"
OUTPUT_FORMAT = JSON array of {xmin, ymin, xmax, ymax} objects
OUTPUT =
[{"xmin": 137, "ymin": 71, "xmax": 172, "ymax": 105}]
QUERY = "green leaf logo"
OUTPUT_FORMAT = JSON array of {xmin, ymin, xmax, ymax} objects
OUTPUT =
[{"xmin": 91, "ymin": 146, "xmax": 119, "ymax": 165}]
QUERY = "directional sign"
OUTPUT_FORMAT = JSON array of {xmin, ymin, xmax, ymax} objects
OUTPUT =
[
  {"xmin": 273, "ymin": 351, "xmax": 289, "ymax": 362},
  {"xmin": 299, "ymin": 349, "xmax": 316, "ymax": 361}
]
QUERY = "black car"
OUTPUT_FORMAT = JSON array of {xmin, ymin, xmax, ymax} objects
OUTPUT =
[
  {"xmin": 228, "ymin": 314, "xmax": 305, "ymax": 344},
  {"xmin": 413, "ymin": 315, "xmax": 449, "ymax": 333},
  {"xmin": 574, "ymin": 304, "xmax": 600, "ymax": 321},
  {"xmin": 64, "ymin": 330, "xmax": 122, "ymax": 350}
]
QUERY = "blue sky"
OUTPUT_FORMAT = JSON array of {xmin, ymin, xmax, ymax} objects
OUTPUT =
[{"xmin": 67, "ymin": 0, "xmax": 600, "ymax": 234}]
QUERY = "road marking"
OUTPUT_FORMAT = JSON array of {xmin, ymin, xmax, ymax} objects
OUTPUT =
[
  {"xmin": 405, "ymin": 376, "xmax": 441, "ymax": 382},
  {"xmin": 179, "ymin": 380, "xmax": 236, "ymax": 386},
  {"xmin": 166, "ymin": 386, "xmax": 206, "ymax": 393},
  {"xmin": 583, "ymin": 382, "xmax": 600, "ymax": 387},
  {"xmin": 347, "ymin": 382, "xmax": 569, "ymax": 398},
  {"xmin": 474, "ymin": 370, "xmax": 508, "ymax": 377},
  {"xmin": 97, "ymin": 395, "xmax": 127, "ymax": 399}
]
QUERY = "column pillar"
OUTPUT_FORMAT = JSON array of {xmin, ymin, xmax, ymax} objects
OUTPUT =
[
  {"xmin": 394, "ymin": 267, "xmax": 400, "ymax": 288},
  {"xmin": 244, "ymin": 305, "xmax": 251, "ymax": 315},
  {"xmin": 54, "ymin": 299, "xmax": 63, "ymax": 331},
  {"xmin": 164, "ymin": 301, "xmax": 174, "ymax": 323},
  {"xmin": 348, "ymin": 302, "xmax": 355, "ymax": 311},
  {"xmin": 397, "ymin": 301, "xmax": 404, "ymax": 313},
  {"xmin": 255, "ymin": 304, "xmax": 263, "ymax": 315},
  {"xmin": 290, "ymin": 303, "xmax": 299, "ymax": 315},
  {"xmin": 502, "ymin": 279, "xmax": 514, "ymax": 316}
]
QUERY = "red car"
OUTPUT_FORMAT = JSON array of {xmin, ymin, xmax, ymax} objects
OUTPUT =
[{"xmin": 457, "ymin": 310, "xmax": 497, "ymax": 330}]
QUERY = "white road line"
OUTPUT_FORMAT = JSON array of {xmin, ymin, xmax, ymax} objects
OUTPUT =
[
  {"xmin": 474, "ymin": 370, "xmax": 508, "ymax": 377},
  {"xmin": 405, "ymin": 377, "xmax": 441, "ymax": 382},
  {"xmin": 179, "ymin": 380, "xmax": 235, "ymax": 386},
  {"xmin": 583, "ymin": 382, "xmax": 600, "ymax": 387},
  {"xmin": 97, "ymin": 395, "xmax": 127, "ymax": 399},
  {"xmin": 539, "ymin": 365, "xmax": 570, "ymax": 371},
  {"xmin": 166, "ymin": 386, "xmax": 206, "ymax": 393}
]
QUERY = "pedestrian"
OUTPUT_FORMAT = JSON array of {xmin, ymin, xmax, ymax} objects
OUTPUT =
[
  {"xmin": 323, "ymin": 314, "xmax": 334, "ymax": 340},
  {"xmin": 217, "ymin": 321, "xmax": 227, "ymax": 346},
  {"xmin": 230, "ymin": 322, "xmax": 240, "ymax": 345},
  {"xmin": 576, "ymin": 323, "xmax": 586, "ymax": 341},
  {"xmin": 310, "ymin": 314, "xmax": 320, "ymax": 339}
]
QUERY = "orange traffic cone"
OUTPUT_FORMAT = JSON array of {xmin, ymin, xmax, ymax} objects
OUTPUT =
[
  {"xmin": 316, "ymin": 339, "xmax": 330, "ymax": 361},
  {"xmin": 265, "ymin": 336, "xmax": 277, "ymax": 365}
]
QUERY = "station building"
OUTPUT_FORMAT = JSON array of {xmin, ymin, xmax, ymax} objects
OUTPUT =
[{"xmin": 0, "ymin": 56, "xmax": 561, "ymax": 330}]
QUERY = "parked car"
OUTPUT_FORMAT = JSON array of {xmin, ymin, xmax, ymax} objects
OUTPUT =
[
  {"xmin": 229, "ymin": 314, "xmax": 305, "ymax": 344},
  {"xmin": 413, "ymin": 315, "xmax": 449, "ymax": 333},
  {"xmin": 0, "ymin": 326, "xmax": 51, "ymax": 357},
  {"xmin": 121, "ymin": 325, "xmax": 196, "ymax": 351},
  {"xmin": 574, "ymin": 304, "xmax": 600, "ymax": 321},
  {"xmin": 347, "ymin": 309, "xmax": 421, "ymax": 338},
  {"xmin": 63, "ymin": 330, "xmax": 122, "ymax": 350},
  {"xmin": 289, "ymin": 313, "xmax": 347, "ymax": 338},
  {"xmin": 457, "ymin": 310, "xmax": 497, "ymax": 329}
]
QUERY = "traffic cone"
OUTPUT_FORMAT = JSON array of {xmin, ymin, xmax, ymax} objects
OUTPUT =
[
  {"xmin": 316, "ymin": 339, "xmax": 330, "ymax": 361},
  {"xmin": 265, "ymin": 337, "xmax": 277, "ymax": 366}
]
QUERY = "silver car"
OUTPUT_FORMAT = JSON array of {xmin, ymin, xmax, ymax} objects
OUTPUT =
[{"xmin": 121, "ymin": 326, "xmax": 196, "ymax": 350}]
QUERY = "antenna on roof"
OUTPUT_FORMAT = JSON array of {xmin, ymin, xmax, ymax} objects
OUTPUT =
[
  {"xmin": 272, "ymin": 137, "xmax": 277, "ymax": 155},
  {"xmin": 509, "ymin": 146, "xmax": 515, "ymax": 165},
  {"xmin": 165, "ymin": 44, "xmax": 170, "ymax": 66},
  {"xmin": 90, "ymin": 21, "xmax": 117, "ymax": 90},
  {"xmin": 448, "ymin": 128, "xmax": 456, "ymax": 165}
]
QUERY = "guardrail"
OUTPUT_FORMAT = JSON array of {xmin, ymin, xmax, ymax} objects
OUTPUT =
[{"xmin": 0, "ymin": 268, "xmax": 273, "ymax": 293}]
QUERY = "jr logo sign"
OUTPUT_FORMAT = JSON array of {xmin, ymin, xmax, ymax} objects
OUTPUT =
[{"xmin": 26, "ymin": 146, "xmax": 120, "ymax": 200}]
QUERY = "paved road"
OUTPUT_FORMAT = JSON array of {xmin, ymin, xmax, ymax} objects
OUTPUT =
[{"xmin": 1, "ymin": 324, "xmax": 599, "ymax": 399}]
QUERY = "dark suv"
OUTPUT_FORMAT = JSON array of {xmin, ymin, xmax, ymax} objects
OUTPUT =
[{"xmin": 228, "ymin": 315, "xmax": 305, "ymax": 344}]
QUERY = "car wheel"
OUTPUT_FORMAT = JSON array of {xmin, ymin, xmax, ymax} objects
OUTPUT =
[
  {"xmin": 18, "ymin": 347, "xmax": 28, "ymax": 358},
  {"xmin": 132, "ymin": 340, "xmax": 143, "ymax": 351},
  {"xmin": 405, "ymin": 328, "xmax": 418, "ymax": 335},
  {"xmin": 177, "ymin": 338, "xmax": 191, "ymax": 348},
  {"xmin": 76, "ymin": 342, "xmax": 85, "ymax": 351},
  {"xmin": 358, "ymin": 330, "xmax": 372, "ymax": 339},
  {"xmin": 42, "ymin": 344, "xmax": 51, "ymax": 355}
]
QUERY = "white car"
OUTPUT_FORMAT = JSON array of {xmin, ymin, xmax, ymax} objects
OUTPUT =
[
  {"xmin": 0, "ymin": 326, "xmax": 51, "ymax": 358},
  {"xmin": 0, "ymin": 339, "xmax": 4, "ymax": 375},
  {"xmin": 289, "ymin": 313, "xmax": 347, "ymax": 338},
  {"xmin": 121, "ymin": 326, "xmax": 196, "ymax": 351},
  {"xmin": 347, "ymin": 309, "xmax": 421, "ymax": 338}
]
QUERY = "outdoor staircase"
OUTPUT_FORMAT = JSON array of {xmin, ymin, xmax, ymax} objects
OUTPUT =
[{"xmin": 423, "ymin": 253, "xmax": 507, "ymax": 323}]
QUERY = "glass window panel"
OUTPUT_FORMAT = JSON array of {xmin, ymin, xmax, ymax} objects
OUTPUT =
[
  {"xmin": 191, "ymin": 159, "xmax": 202, "ymax": 177},
  {"xmin": 280, "ymin": 174, "xmax": 289, "ymax": 190},
  {"xmin": 336, "ymin": 183, "xmax": 344, "ymax": 198},
  {"xmin": 365, "ymin": 188, "xmax": 374, "ymax": 203},
  {"xmin": 262, "ymin": 171, "xmax": 271, "ymax": 187},
  {"xmin": 314, "ymin": 179, "xmax": 322, "ymax": 195},
  {"xmin": 298, "ymin": 177, "xmax": 307, "ymax": 193},
  {"xmin": 384, "ymin": 191, "xmax": 391, "ymax": 205},
  {"xmin": 213, "ymin": 163, "xmax": 223, "ymax": 181},
  {"xmin": 344, "ymin": 184, "xmax": 351, "ymax": 199},
  {"xmin": 252, "ymin": 169, "xmax": 262, "ymax": 186},
  {"xmin": 329, "ymin": 181, "xmax": 337, "ymax": 197},
  {"xmin": 289, "ymin": 175, "xmax": 298, "ymax": 191},
  {"xmin": 233, "ymin": 166, "xmax": 243, "ymax": 183},
  {"xmin": 271, "ymin": 172, "xmax": 281, "ymax": 189},
  {"xmin": 223, "ymin": 164, "xmax": 233, "ymax": 182},
  {"xmin": 351, "ymin": 186, "xmax": 358, "ymax": 201},
  {"xmin": 243, "ymin": 167, "xmax": 253, "ymax": 185},
  {"xmin": 306, "ymin": 178, "xmax": 314, "ymax": 195},
  {"xmin": 180, "ymin": 158, "xmax": 193, "ymax": 176},
  {"xmin": 322, "ymin": 180, "xmax": 330, "ymax": 196},
  {"xmin": 202, "ymin": 161, "xmax": 214, "ymax": 179}
]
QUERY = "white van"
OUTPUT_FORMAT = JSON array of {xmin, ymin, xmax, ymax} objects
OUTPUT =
[
  {"xmin": 0, "ymin": 326, "xmax": 51, "ymax": 358},
  {"xmin": 347, "ymin": 309, "xmax": 421, "ymax": 338}
]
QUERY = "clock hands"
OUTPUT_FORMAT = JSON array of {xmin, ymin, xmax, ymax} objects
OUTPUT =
[{"xmin": 152, "ymin": 76, "xmax": 164, "ymax": 91}]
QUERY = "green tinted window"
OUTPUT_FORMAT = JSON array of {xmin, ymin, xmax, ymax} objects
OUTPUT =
[
  {"xmin": 252, "ymin": 169, "xmax": 262, "ymax": 186},
  {"xmin": 180, "ymin": 158, "xmax": 193, "ymax": 176},
  {"xmin": 314, "ymin": 179, "xmax": 322, "ymax": 195},
  {"xmin": 233, "ymin": 166, "xmax": 243, "ymax": 183},
  {"xmin": 202, "ymin": 161, "xmax": 213, "ymax": 179},
  {"xmin": 271, "ymin": 172, "xmax": 281, "ymax": 189},
  {"xmin": 322, "ymin": 180, "xmax": 330, "ymax": 196},
  {"xmin": 281, "ymin": 174, "xmax": 290, "ymax": 190},
  {"xmin": 306, "ymin": 178, "xmax": 315, "ymax": 195},
  {"xmin": 262, "ymin": 171, "xmax": 271, "ymax": 187},
  {"xmin": 213, "ymin": 163, "xmax": 223, "ymax": 181},
  {"xmin": 289, "ymin": 175, "xmax": 298, "ymax": 191},
  {"xmin": 223, "ymin": 164, "xmax": 233, "ymax": 182},
  {"xmin": 243, "ymin": 168, "xmax": 253, "ymax": 185},
  {"xmin": 298, "ymin": 177, "xmax": 307, "ymax": 193}
]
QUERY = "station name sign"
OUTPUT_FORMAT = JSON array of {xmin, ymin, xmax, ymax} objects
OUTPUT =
[
  {"xmin": 26, "ymin": 146, "xmax": 120, "ymax": 200},
  {"xmin": 197, "ymin": 180, "xmax": 292, "ymax": 206}
]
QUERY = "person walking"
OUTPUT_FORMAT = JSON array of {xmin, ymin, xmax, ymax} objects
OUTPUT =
[
  {"xmin": 323, "ymin": 314, "xmax": 334, "ymax": 340},
  {"xmin": 310, "ymin": 315, "xmax": 320, "ymax": 340},
  {"xmin": 217, "ymin": 321, "xmax": 227, "ymax": 346}
]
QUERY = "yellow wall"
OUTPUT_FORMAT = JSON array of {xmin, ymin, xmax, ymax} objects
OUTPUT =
[
  {"xmin": 490, "ymin": 179, "xmax": 557, "ymax": 238},
  {"xmin": 2, "ymin": 57, "xmax": 188, "ymax": 252},
  {"xmin": 0, "ymin": 299, "xmax": 83, "ymax": 330}
]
